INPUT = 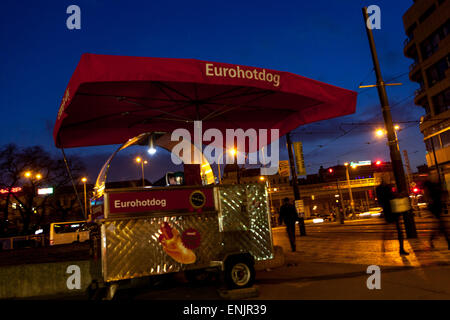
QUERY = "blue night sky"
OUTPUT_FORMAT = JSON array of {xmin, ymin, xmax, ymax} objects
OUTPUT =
[{"xmin": 0, "ymin": 0, "xmax": 426, "ymax": 183}]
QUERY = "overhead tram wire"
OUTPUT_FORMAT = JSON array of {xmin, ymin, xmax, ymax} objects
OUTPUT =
[
  {"xmin": 299, "ymin": 118, "xmax": 420, "ymax": 167},
  {"xmin": 302, "ymin": 126, "xmax": 358, "ymax": 158},
  {"xmin": 290, "ymin": 81, "xmax": 420, "ymax": 161},
  {"xmin": 357, "ymin": 67, "xmax": 375, "ymax": 92},
  {"xmin": 311, "ymin": 121, "xmax": 420, "ymax": 165}
]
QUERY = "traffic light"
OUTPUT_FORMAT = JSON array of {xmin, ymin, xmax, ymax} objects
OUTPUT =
[{"xmin": 328, "ymin": 168, "xmax": 333, "ymax": 173}]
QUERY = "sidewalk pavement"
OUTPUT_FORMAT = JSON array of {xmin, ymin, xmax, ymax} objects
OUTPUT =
[
  {"xmin": 273, "ymin": 218, "xmax": 450, "ymax": 268},
  {"xmin": 276, "ymin": 236, "xmax": 450, "ymax": 268},
  {"xmin": 251, "ymin": 215, "xmax": 450, "ymax": 299},
  {"xmin": 252, "ymin": 261, "xmax": 450, "ymax": 299}
]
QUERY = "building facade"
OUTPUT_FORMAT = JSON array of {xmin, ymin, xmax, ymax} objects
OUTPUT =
[
  {"xmin": 220, "ymin": 162, "xmax": 406, "ymax": 224},
  {"xmin": 403, "ymin": 0, "xmax": 450, "ymax": 189}
]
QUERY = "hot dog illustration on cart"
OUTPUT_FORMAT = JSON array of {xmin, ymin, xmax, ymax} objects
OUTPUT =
[{"xmin": 158, "ymin": 222, "xmax": 198, "ymax": 264}]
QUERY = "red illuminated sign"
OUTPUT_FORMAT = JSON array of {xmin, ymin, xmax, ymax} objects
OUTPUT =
[
  {"xmin": 107, "ymin": 187, "xmax": 215, "ymax": 215},
  {"xmin": 0, "ymin": 187, "xmax": 22, "ymax": 194}
]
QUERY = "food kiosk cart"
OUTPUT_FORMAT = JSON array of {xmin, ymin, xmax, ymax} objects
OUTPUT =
[
  {"xmin": 53, "ymin": 53, "xmax": 357, "ymax": 298},
  {"xmin": 88, "ymin": 133, "xmax": 274, "ymax": 291}
]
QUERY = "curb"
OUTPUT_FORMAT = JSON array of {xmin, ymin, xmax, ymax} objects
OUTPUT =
[{"xmin": 255, "ymin": 246, "xmax": 285, "ymax": 271}]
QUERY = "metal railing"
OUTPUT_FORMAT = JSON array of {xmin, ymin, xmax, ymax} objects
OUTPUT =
[
  {"xmin": 0, "ymin": 234, "xmax": 46, "ymax": 250},
  {"xmin": 267, "ymin": 178, "xmax": 380, "ymax": 197}
]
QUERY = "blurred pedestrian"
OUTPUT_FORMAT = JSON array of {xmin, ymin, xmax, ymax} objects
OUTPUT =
[
  {"xmin": 338, "ymin": 206, "xmax": 345, "ymax": 224},
  {"xmin": 376, "ymin": 180, "xmax": 409, "ymax": 255},
  {"xmin": 423, "ymin": 180, "xmax": 449, "ymax": 250},
  {"xmin": 279, "ymin": 198, "xmax": 298, "ymax": 252}
]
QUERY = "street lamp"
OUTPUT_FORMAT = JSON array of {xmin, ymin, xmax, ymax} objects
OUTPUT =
[
  {"xmin": 81, "ymin": 177, "xmax": 87, "ymax": 219},
  {"xmin": 23, "ymin": 171, "xmax": 42, "ymax": 182},
  {"xmin": 147, "ymin": 134, "xmax": 157, "ymax": 155},
  {"xmin": 135, "ymin": 157, "xmax": 148, "ymax": 187},
  {"xmin": 229, "ymin": 147, "xmax": 240, "ymax": 184},
  {"xmin": 375, "ymin": 125, "xmax": 400, "ymax": 138},
  {"xmin": 260, "ymin": 176, "xmax": 273, "ymax": 214},
  {"xmin": 215, "ymin": 147, "xmax": 237, "ymax": 184},
  {"xmin": 344, "ymin": 163, "xmax": 356, "ymax": 216}
]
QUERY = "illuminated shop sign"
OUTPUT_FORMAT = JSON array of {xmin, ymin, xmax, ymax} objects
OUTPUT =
[
  {"xmin": 350, "ymin": 161, "xmax": 371, "ymax": 167},
  {"xmin": 0, "ymin": 187, "xmax": 22, "ymax": 194},
  {"xmin": 37, "ymin": 187, "xmax": 54, "ymax": 195}
]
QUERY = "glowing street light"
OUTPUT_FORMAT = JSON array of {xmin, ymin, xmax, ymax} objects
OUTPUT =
[
  {"xmin": 135, "ymin": 157, "xmax": 148, "ymax": 187},
  {"xmin": 229, "ymin": 147, "xmax": 240, "ymax": 184},
  {"xmin": 81, "ymin": 177, "xmax": 87, "ymax": 219},
  {"xmin": 215, "ymin": 148, "xmax": 237, "ymax": 184},
  {"xmin": 375, "ymin": 125, "xmax": 399, "ymax": 138},
  {"xmin": 260, "ymin": 176, "xmax": 273, "ymax": 212},
  {"xmin": 23, "ymin": 171, "xmax": 42, "ymax": 181},
  {"xmin": 375, "ymin": 129, "xmax": 385, "ymax": 137},
  {"xmin": 148, "ymin": 134, "xmax": 157, "ymax": 155}
]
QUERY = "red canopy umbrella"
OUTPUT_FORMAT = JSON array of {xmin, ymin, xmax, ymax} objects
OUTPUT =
[{"xmin": 53, "ymin": 53, "xmax": 357, "ymax": 148}]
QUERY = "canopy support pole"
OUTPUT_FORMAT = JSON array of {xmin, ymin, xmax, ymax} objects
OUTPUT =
[{"xmin": 58, "ymin": 136, "xmax": 86, "ymax": 220}]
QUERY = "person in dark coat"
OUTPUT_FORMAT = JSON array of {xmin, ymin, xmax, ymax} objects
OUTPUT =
[
  {"xmin": 279, "ymin": 198, "xmax": 298, "ymax": 252},
  {"xmin": 376, "ymin": 181, "xmax": 409, "ymax": 255},
  {"xmin": 423, "ymin": 180, "xmax": 449, "ymax": 250}
]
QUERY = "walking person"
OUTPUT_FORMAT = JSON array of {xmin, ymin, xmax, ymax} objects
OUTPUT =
[
  {"xmin": 279, "ymin": 198, "xmax": 298, "ymax": 252},
  {"xmin": 376, "ymin": 180, "xmax": 409, "ymax": 256},
  {"xmin": 424, "ymin": 180, "xmax": 450, "ymax": 250}
]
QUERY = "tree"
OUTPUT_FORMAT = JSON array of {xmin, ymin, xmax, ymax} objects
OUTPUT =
[{"xmin": 0, "ymin": 144, "xmax": 86, "ymax": 235}]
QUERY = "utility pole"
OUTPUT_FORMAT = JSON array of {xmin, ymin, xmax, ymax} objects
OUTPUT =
[
  {"xmin": 286, "ymin": 132, "xmax": 300, "ymax": 200},
  {"xmin": 286, "ymin": 132, "xmax": 306, "ymax": 235},
  {"xmin": 336, "ymin": 179, "xmax": 345, "ymax": 224},
  {"xmin": 362, "ymin": 7, "xmax": 417, "ymax": 238},
  {"xmin": 344, "ymin": 164, "xmax": 356, "ymax": 216},
  {"xmin": 403, "ymin": 149, "xmax": 413, "ymax": 188}
]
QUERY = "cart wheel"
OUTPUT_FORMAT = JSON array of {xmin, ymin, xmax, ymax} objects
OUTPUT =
[{"xmin": 224, "ymin": 257, "xmax": 255, "ymax": 289}]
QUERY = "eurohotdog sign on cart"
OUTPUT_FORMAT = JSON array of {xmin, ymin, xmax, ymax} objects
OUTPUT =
[{"xmin": 106, "ymin": 187, "xmax": 215, "ymax": 216}]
